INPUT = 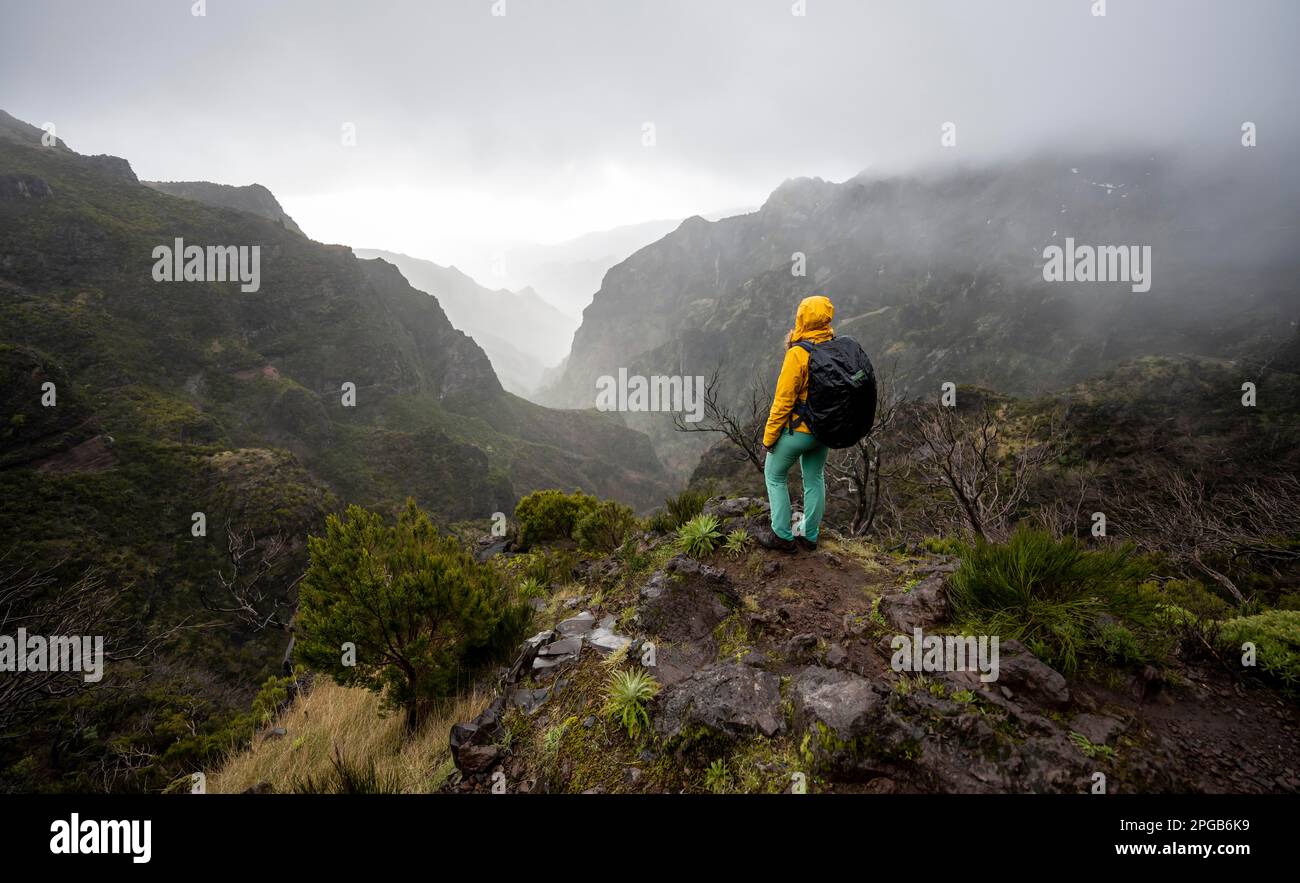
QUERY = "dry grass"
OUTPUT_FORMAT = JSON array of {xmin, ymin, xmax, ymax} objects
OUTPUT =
[{"xmin": 208, "ymin": 679, "xmax": 491, "ymax": 794}]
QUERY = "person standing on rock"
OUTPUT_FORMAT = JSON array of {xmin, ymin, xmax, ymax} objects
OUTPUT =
[{"xmin": 756, "ymin": 295, "xmax": 836, "ymax": 552}]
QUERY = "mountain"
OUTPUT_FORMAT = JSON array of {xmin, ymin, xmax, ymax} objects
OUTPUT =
[
  {"xmin": 547, "ymin": 155, "xmax": 1300, "ymax": 475},
  {"xmin": 353, "ymin": 248, "xmax": 575, "ymax": 397},
  {"xmin": 0, "ymin": 109, "xmax": 669, "ymax": 792},
  {"xmin": 143, "ymin": 180, "xmax": 305, "ymax": 235},
  {"xmin": 455, "ymin": 211, "xmax": 754, "ymax": 321}
]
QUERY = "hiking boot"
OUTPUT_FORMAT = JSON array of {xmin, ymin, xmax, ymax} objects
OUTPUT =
[
  {"xmin": 755, "ymin": 525, "xmax": 797, "ymax": 553},
  {"xmin": 795, "ymin": 536, "xmax": 818, "ymax": 552}
]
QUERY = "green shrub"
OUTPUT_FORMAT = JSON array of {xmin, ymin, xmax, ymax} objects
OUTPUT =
[
  {"xmin": 667, "ymin": 487, "xmax": 708, "ymax": 525},
  {"xmin": 947, "ymin": 527, "xmax": 1158, "ymax": 675},
  {"xmin": 1068, "ymin": 731, "xmax": 1116, "ymax": 761},
  {"xmin": 251, "ymin": 675, "xmax": 295, "ymax": 728},
  {"xmin": 297, "ymin": 500, "xmax": 531, "ymax": 731},
  {"xmin": 704, "ymin": 758, "xmax": 733, "ymax": 794},
  {"xmin": 514, "ymin": 489, "xmax": 599, "ymax": 546},
  {"xmin": 677, "ymin": 514, "xmax": 723, "ymax": 557},
  {"xmin": 723, "ymin": 527, "xmax": 752, "ymax": 558},
  {"xmin": 604, "ymin": 668, "xmax": 660, "ymax": 740},
  {"xmin": 1095, "ymin": 620, "xmax": 1147, "ymax": 667},
  {"xmin": 647, "ymin": 487, "xmax": 709, "ymax": 533},
  {"xmin": 517, "ymin": 575, "xmax": 547, "ymax": 601},
  {"xmin": 922, "ymin": 536, "xmax": 964, "ymax": 556},
  {"xmin": 1217, "ymin": 610, "xmax": 1300, "ymax": 689},
  {"xmin": 1157, "ymin": 578, "xmax": 1233, "ymax": 619},
  {"xmin": 574, "ymin": 499, "xmax": 638, "ymax": 553}
]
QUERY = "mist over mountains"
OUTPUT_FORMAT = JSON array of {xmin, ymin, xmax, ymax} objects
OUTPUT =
[
  {"xmin": 352, "ymin": 248, "xmax": 575, "ymax": 397},
  {"xmin": 544, "ymin": 151, "xmax": 1300, "ymax": 474}
]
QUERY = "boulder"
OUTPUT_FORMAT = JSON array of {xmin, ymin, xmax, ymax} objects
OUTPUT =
[
  {"xmin": 638, "ymin": 555, "xmax": 736, "ymax": 645},
  {"xmin": 457, "ymin": 744, "xmax": 502, "ymax": 774},
  {"xmin": 450, "ymin": 697, "xmax": 506, "ymax": 773},
  {"xmin": 532, "ymin": 635, "xmax": 582, "ymax": 671},
  {"xmin": 879, "ymin": 573, "xmax": 949, "ymax": 631},
  {"xmin": 473, "ymin": 535, "xmax": 512, "ymax": 563},
  {"xmin": 654, "ymin": 662, "xmax": 784, "ymax": 742},
  {"xmin": 703, "ymin": 496, "xmax": 770, "ymax": 520},
  {"xmin": 506, "ymin": 630, "xmax": 554, "ymax": 682},
  {"xmin": 1070, "ymin": 712, "xmax": 1127, "ymax": 746},
  {"xmin": 586, "ymin": 626, "xmax": 632, "ymax": 655},
  {"xmin": 996, "ymin": 640, "xmax": 1071, "ymax": 709},
  {"xmin": 509, "ymin": 687, "xmax": 550, "ymax": 715}
]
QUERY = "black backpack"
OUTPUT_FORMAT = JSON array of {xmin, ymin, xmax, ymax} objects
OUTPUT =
[{"xmin": 790, "ymin": 336, "xmax": 877, "ymax": 448}]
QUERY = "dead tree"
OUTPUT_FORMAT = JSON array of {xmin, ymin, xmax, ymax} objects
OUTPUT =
[
  {"xmin": 1115, "ymin": 469, "xmax": 1300, "ymax": 604},
  {"xmin": 672, "ymin": 368, "xmax": 771, "ymax": 475},
  {"xmin": 903, "ymin": 401, "xmax": 1056, "ymax": 541},
  {"xmin": 201, "ymin": 523, "xmax": 302, "ymax": 633},
  {"xmin": 0, "ymin": 556, "xmax": 160, "ymax": 736}
]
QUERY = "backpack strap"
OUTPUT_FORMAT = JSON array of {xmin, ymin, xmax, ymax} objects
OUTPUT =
[{"xmin": 787, "ymin": 340, "xmax": 817, "ymax": 432}]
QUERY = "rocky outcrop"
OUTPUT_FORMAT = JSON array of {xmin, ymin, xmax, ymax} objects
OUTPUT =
[
  {"xmin": 654, "ymin": 662, "xmax": 784, "ymax": 743},
  {"xmin": 995, "ymin": 640, "xmax": 1072, "ymax": 709},
  {"xmin": 790, "ymin": 666, "xmax": 924, "ymax": 775},
  {"xmin": 0, "ymin": 173, "xmax": 53, "ymax": 200},
  {"xmin": 144, "ymin": 180, "xmax": 303, "ymax": 233},
  {"xmin": 878, "ymin": 572, "xmax": 950, "ymax": 631}
]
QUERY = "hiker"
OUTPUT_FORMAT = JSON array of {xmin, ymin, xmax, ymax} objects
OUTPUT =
[{"xmin": 757, "ymin": 295, "xmax": 876, "ymax": 552}]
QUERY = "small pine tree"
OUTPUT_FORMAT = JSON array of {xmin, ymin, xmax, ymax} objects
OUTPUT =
[{"xmin": 296, "ymin": 500, "xmax": 529, "ymax": 732}]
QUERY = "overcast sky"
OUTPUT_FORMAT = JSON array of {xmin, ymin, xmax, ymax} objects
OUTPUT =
[{"xmin": 2, "ymin": 0, "xmax": 1296, "ymax": 265}]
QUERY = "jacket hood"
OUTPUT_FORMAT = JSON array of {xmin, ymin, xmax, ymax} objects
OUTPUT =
[{"xmin": 792, "ymin": 295, "xmax": 835, "ymax": 343}]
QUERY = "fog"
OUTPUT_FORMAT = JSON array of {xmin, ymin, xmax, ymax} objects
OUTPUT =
[{"xmin": 2, "ymin": 0, "xmax": 1296, "ymax": 269}]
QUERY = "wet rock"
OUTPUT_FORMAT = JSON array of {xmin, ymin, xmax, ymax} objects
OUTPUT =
[
  {"xmin": 507, "ymin": 630, "xmax": 554, "ymax": 681},
  {"xmin": 654, "ymin": 662, "xmax": 784, "ymax": 742},
  {"xmin": 473, "ymin": 535, "xmax": 512, "ymax": 563},
  {"xmin": 556, "ymin": 611, "xmax": 596, "ymax": 637},
  {"xmin": 639, "ymin": 555, "xmax": 736, "ymax": 645},
  {"xmin": 783, "ymin": 633, "xmax": 819, "ymax": 663},
  {"xmin": 458, "ymin": 744, "xmax": 502, "ymax": 773},
  {"xmin": 586, "ymin": 626, "xmax": 632, "ymax": 655},
  {"xmin": 997, "ymin": 640, "xmax": 1071, "ymax": 709},
  {"xmin": 450, "ymin": 697, "xmax": 505, "ymax": 773},
  {"xmin": 509, "ymin": 687, "xmax": 550, "ymax": 715},
  {"xmin": 790, "ymin": 666, "xmax": 922, "ymax": 773},
  {"xmin": 533, "ymin": 635, "xmax": 582, "ymax": 671},
  {"xmin": 707, "ymin": 496, "xmax": 769, "ymax": 518},
  {"xmin": 540, "ymin": 636, "xmax": 582, "ymax": 657},
  {"xmin": 878, "ymin": 573, "xmax": 949, "ymax": 631},
  {"xmin": 1071, "ymin": 713, "xmax": 1127, "ymax": 746}
]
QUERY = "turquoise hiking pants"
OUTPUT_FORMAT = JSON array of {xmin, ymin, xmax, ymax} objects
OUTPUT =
[{"xmin": 764, "ymin": 427, "xmax": 829, "ymax": 541}]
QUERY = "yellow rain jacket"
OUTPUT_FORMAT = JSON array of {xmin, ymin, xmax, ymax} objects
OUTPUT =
[{"xmin": 763, "ymin": 295, "xmax": 835, "ymax": 448}]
